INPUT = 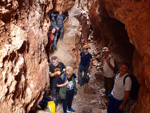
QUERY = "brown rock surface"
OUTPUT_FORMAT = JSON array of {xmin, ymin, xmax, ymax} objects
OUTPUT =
[
  {"xmin": 55, "ymin": 0, "xmax": 75, "ymax": 12},
  {"xmin": 78, "ymin": 0, "xmax": 150, "ymax": 112},
  {"xmin": 103, "ymin": 1, "xmax": 150, "ymax": 112},
  {"xmin": 0, "ymin": 0, "xmax": 53, "ymax": 113}
]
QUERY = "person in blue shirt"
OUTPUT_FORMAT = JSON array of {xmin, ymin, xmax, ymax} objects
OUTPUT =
[
  {"xmin": 55, "ymin": 9, "xmax": 68, "ymax": 41},
  {"xmin": 78, "ymin": 45, "xmax": 93, "ymax": 86}
]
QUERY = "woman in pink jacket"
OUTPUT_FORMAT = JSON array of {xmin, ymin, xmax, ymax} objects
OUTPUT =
[{"xmin": 46, "ymin": 28, "xmax": 56, "ymax": 62}]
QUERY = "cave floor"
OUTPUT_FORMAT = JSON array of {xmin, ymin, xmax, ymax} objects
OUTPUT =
[
  {"xmin": 54, "ymin": 30, "xmax": 107, "ymax": 113},
  {"xmin": 50, "ymin": 7, "xmax": 108, "ymax": 113}
]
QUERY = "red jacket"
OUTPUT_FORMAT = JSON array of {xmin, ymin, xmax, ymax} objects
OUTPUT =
[{"xmin": 46, "ymin": 31, "xmax": 54, "ymax": 47}]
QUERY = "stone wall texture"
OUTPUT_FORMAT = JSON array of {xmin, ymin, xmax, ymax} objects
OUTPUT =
[
  {"xmin": 0, "ymin": 0, "xmax": 53, "ymax": 113},
  {"xmin": 0, "ymin": 0, "xmax": 75, "ymax": 112}
]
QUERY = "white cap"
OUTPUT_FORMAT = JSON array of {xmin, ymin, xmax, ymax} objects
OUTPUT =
[{"xmin": 102, "ymin": 47, "xmax": 109, "ymax": 52}]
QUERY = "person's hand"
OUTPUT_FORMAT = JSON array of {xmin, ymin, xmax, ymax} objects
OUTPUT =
[
  {"xmin": 49, "ymin": 72, "xmax": 52, "ymax": 75},
  {"xmin": 55, "ymin": 71, "xmax": 61, "ymax": 76},
  {"xmin": 56, "ymin": 26, "xmax": 59, "ymax": 30},
  {"xmin": 63, "ymin": 69, "xmax": 66, "ymax": 72},
  {"xmin": 119, "ymin": 104, "xmax": 124, "ymax": 110},
  {"xmin": 106, "ymin": 58, "xmax": 110, "ymax": 64},
  {"xmin": 88, "ymin": 67, "xmax": 92, "ymax": 72},
  {"xmin": 64, "ymin": 80, "xmax": 69, "ymax": 86},
  {"xmin": 101, "ymin": 57, "xmax": 104, "ymax": 62}
]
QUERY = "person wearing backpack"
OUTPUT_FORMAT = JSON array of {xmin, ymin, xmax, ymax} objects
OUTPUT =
[
  {"xmin": 101, "ymin": 47, "xmax": 115, "ymax": 96},
  {"xmin": 57, "ymin": 66, "xmax": 77, "ymax": 113},
  {"xmin": 49, "ymin": 56, "xmax": 66, "ymax": 106},
  {"xmin": 107, "ymin": 63, "xmax": 132, "ymax": 113}
]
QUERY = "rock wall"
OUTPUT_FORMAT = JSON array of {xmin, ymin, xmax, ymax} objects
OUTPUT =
[
  {"xmin": 0, "ymin": 0, "xmax": 53, "ymax": 113},
  {"xmin": 54, "ymin": 0, "xmax": 75, "ymax": 12},
  {"xmin": 78, "ymin": 0, "xmax": 150, "ymax": 112},
  {"xmin": 0, "ymin": 0, "xmax": 76, "ymax": 112}
]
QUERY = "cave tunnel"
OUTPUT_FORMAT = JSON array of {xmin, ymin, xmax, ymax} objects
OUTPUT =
[{"xmin": 0, "ymin": 0, "xmax": 150, "ymax": 113}]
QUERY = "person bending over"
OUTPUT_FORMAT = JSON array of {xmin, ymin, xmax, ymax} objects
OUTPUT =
[
  {"xmin": 49, "ymin": 56, "xmax": 66, "ymax": 105},
  {"xmin": 57, "ymin": 66, "xmax": 77, "ymax": 113}
]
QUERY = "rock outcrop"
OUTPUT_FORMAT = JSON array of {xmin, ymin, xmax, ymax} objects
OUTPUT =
[
  {"xmin": 0, "ymin": 0, "xmax": 53, "ymax": 113},
  {"xmin": 54, "ymin": 0, "xmax": 75, "ymax": 12},
  {"xmin": 0, "ymin": 0, "xmax": 76, "ymax": 112},
  {"xmin": 77, "ymin": 0, "xmax": 150, "ymax": 112}
]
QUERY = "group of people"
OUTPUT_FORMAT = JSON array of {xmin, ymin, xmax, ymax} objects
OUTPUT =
[
  {"xmin": 48, "ymin": 45, "xmax": 92, "ymax": 113},
  {"xmin": 48, "ymin": 45, "xmax": 136, "ymax": 113},
  {"xmin": 101, "ymin": 47, "xmax": 133, "ymax": 113},
  {"xmin": 45, "ymin": 9, "xmax": 67, "ymax": 62},
  {"xmin": 45, "ymin": 10, "xmax": 137, "ymax": 112}
]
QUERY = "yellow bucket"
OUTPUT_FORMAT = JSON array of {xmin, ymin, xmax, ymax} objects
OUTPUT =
[{"xmin": 47, "ymin": 101, "xmax": 56, "ymax": 113}]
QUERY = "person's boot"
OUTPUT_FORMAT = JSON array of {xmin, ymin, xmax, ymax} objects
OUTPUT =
[
  {"xmin": 54, "ymin": 47, "xmax": 57, "ymax": 50},
  {"xmin": 67, "ymin": 108, "xmax": 76, "ymax": 112},
  {"xmin": 60, "ymin": 38, "xmax": 63, "ymax": 42}
]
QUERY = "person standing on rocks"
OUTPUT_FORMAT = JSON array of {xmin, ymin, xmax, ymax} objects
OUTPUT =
[
  {"xmin": 55, "ymin": 9, "xmax": 68, "ymax": 41},
  {"xmin": 57, "ymin": 66, "xmax": 77, "ymax": 113},
  {"xmin": 45, "ymin": 28, "xmax": 56, "ymax": 62},
  {"xmin": 107, "ymin": 63, "xmax": 132, "ymax": 113},
  {"xmin": 78, "ymin": 45, "xmax": 93, "ymax": 86},
  {"xmin": 101, "ymin": 47, "xmax": 115, "ymax": 96},
  {"xmin": 49, "ymin": 56, "xmax": 66, "ymax": 105},
  {"xmin": 50, "ymin": 13, "xmax": 59, "ymax": 51}
]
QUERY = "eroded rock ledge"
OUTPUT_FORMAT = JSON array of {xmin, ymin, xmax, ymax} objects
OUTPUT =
[
  {"xmin": 0, "ymin": 0, "xmax": 75, "ymax": 113},
  {"xmin": 77, "ymin": 0, "xmax": 150, "ymax": 112}
]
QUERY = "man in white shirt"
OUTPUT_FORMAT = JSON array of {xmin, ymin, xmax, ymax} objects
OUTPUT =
[
  {"xmin": 101, "ymin": 47, "xmax": 115, "ymax": 96},
  {"xmin": 107, "ymin": 63, "xmax": 132, "ymax": 113}
]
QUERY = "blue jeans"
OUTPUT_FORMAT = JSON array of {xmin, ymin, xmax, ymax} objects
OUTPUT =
[
  {"xmin": 62, "ymin": 90, "xmax": 74, "ymax": 112},
  {"xmin": 51, "ymin": 88, "xmax": 59, "ymax": 106},
  {"xmin": 52, "ymin": 31, "xmax": 58, "ymax": 48},
  {"xmin": 57, "ymin": 25, "xmax": 64, "ymax": 40},
  {"xmin": 107, "ymin": 94, "xmax": 123, "ymax": 113},
  {"xmin": 78, "ymin": 66, "xmax": 89, "ymax": 86}
]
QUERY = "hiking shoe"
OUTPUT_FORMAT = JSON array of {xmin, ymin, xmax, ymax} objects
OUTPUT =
[
  {"xmin": 67, "ymin": 108, "xmax": 76, "ymax": 112},
  {"xmin": 60, "ymin": 39, "xmax": 63, "ymax": 42},
  {"xmin": 54, "ymin": 47, "xmax": 57, "ymax": 50}
]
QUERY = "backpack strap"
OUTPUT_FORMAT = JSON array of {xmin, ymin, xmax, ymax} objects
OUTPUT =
[
  {"xmin": 60, "ymin": 72, "xmax": 66, "ymax": 83},
  {"xmin": 123, "ymin": 75, "xmax": 130, "ymax": 85},
  {"xmin": 116, "ymin": 71, "xmax": 120, "ymax": 75},
  {"xmin": 63, "ymin": 73, "xmax": 66, "ymax": 83}
]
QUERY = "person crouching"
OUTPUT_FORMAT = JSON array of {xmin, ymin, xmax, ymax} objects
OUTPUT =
[{"xmin": 57, "ymin": 66, "xmax": 77, "ymax": 113}]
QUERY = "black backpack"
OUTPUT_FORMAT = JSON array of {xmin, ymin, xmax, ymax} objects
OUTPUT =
[
  {"xmin": 123, "ymin": 74, "xmax": 140, "ymax": 100},
  {"xmin": 113, "ymin": 61, "xmax": 119, "ymax": 74},
  {"xmin": 39, "ymin": 95, "xmax": 52, "ymax": 110},
  {"xmin": 80, "ymin": 76, "xmax": 90, "ymax": 86}
]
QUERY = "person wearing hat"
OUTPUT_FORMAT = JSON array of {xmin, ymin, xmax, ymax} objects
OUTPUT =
[
  {"xmin": 101, "ymin": 47, "xmax": 115, "ymax": 97},
  {"xmin": 50, "ymin": 13, "xmax": 59, "ymax": 50},
  {"xmin": 55, "ymin": 9, "xmax": 68, "ymax": 41},
  {"xmin": 49, "ymin": 56, "xmax": 66, "ymax": 105},
  {"xmin": 107, "ymin": 63, "xmax": 131, "ymax": 113},
  {"xmin": 78, "ymin": 45, "xmax": 93, "ymax": 86}
]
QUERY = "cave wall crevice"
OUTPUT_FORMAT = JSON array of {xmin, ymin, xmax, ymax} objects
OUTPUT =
[{"xmin": 78, "ymin": 0, "xmax": 150, "ymax": 112}]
